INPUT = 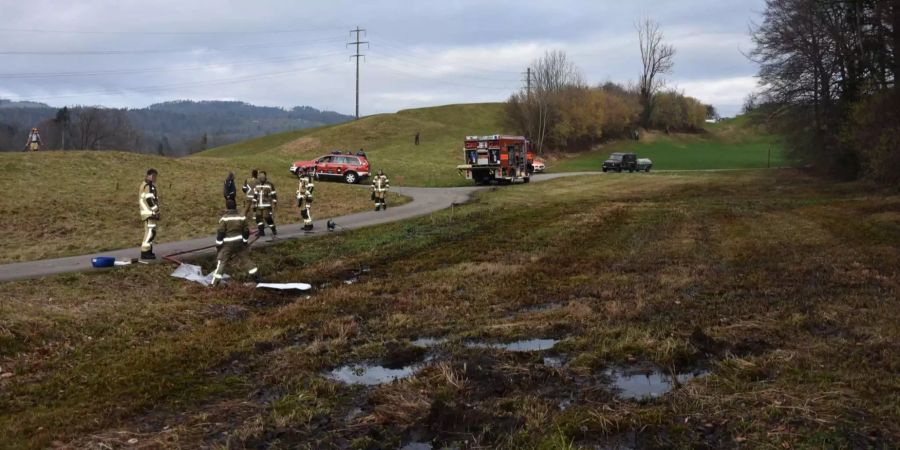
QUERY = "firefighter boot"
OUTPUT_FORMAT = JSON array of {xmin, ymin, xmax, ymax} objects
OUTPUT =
[
  {"xmin": 140, "ymin": 250, "xmax": 156, "ymax": 260},
  {"xmin": 257, "ymin": 225, "xmax": 266, "ymax": 237},
  {"xmin": 270, "ymin": 226, "xmax": 278, "ymax": 241}
]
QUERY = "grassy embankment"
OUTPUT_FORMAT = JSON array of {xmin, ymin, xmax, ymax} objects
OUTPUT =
[
  {"xmin": 553, "ymin": 116, "xmax": 786, "ymax": 172},
  {"xmin": 0, "ymin": 104, "xmax": 784, "ymax": 263},
  {"xmin": 1, "ymin": 170, "xmax": 898, "ymax": 449},
  {"xmin": 0, "ymin": 151, "xmax": 405, "ymax": 264},
  {"xmin": 196, "ymin": 102, "xmax": 509, "ymax": 187},
  {"xmin": 0, "ymin": 102, "xmax": 505, "ymax": 263}
]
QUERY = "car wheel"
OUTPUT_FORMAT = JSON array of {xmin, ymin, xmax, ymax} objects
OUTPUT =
[
  {"xmin": 344, "ymin": 171, "xmax": 358, "ymax": 184},
  {"xmin": 523, "ymin": 177, "xmax": 530, "ymax": 183},
  {"xmin": 616, "ymin": 168, "xmax": 622, "ymax": 173},
  {"xmin": 646, "ymin": 167, "xmax": 651, "ymax": 173},
  {"xmin": 602, "ymin": 168, "xmax": 608, "ymax": 173}
]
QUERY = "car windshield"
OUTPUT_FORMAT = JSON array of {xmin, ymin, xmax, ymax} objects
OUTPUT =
[
  {"xmin": 610, "ymin": 154, "xmax": 623, "ymax": 161},
  {"xmin": 318, "ymin": 156, "xmax": 331, "ymax": 163}
]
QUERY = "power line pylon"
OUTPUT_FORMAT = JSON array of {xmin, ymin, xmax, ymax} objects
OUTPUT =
[{"xmin": 348, "ymin": 27, "xmax": 369, "ymax": 120}]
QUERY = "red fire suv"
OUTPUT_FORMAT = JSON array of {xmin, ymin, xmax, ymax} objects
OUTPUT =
[{"xmin": 290, "ymin": 153, "xmax": 370, "ymax": 184}]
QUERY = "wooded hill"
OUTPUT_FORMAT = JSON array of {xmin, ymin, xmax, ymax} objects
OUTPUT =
[{"xmin": 0, "ymin": 99, "xmax": 353, "ymax": 156}]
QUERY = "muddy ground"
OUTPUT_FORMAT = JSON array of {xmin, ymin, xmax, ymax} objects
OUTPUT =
[{"xmin": 1, "ymin": 170, "xmax": 898, "ymax": 449}]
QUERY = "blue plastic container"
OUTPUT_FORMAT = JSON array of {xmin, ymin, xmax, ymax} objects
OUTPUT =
[{"xmin": 91, "ymin": 256, "xmax": 116, "ymax": 268}]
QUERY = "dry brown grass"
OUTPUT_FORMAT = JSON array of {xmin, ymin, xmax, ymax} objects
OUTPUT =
[
  {"xmin": 0, "ymin": 151, "xmax": 407, "ymax": 263},
  {"xmin": 1, "ymin": 170, "xmax": 898, "ymax": 449}
]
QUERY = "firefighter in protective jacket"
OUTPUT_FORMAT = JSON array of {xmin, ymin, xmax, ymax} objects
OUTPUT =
[
  {"xmin": 211, "ymin": 198, "xmax": 259, "ymax": 286},
  {"xmin": 296, "ymin": 167, "xmax": 315, "ymax": 231},
  {"xmin": 25, "ymin": 128, "xmax": 43, "ymax": 152},
  {"xmin": 253, "ymin": 171, "xmax": 278, "ymax": 238},
  {"xmin": 241, "ymin": 169, "xmax": 259, "ymax": 216},
  {"xmin": 138, "ymin": 168, "xmax": 160, "ymax": 260},
  {"xmin": 371, "ymin": 169, "xmax": 390, "ymax": 211}
]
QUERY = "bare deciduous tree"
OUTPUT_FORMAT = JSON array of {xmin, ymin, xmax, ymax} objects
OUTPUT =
[
  {"xmin": 509, "ymin": 50, "xmax": 585, "ymax": 152},
  {"xmin": 636, "ymin": 18, "xmax": 676, "ymax": 126},
  {"xmin": 75, "ymin": 108, "xmax": 138, "ymax": 150}
]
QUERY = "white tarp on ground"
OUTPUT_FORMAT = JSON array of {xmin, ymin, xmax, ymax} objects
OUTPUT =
[
  {"xmin": 170, "ymin": 263, "xmax": 222, "ymax": 286},
  {"xmin": 256, "ymin": 283, "xmax": 312, "ymax": 291}
]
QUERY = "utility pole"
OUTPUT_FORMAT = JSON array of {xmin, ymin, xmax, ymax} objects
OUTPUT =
[
  {"xmin": 526, "ymin": 67, "xmax": 531, "ymax": 98},
  {"xmin": 522, "ymin": 67, "xmax": 532, "ymax": 98},
  {"xmin": 348, "ymin": 27, "xmax": 369, "ymax": 120}
]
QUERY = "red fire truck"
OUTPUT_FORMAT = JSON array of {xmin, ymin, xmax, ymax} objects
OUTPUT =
[{"xmin": 457, "ymin": 135, "xmax": 535, "ymax": 184}]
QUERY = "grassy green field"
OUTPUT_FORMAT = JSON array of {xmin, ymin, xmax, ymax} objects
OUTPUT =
[
  {"xmin": 1, "ymin": 170, "xmax": 898, "ymax": 449},
  {"xmin": 553, "ymin": 117, "xmax": 786, "ymax": 172},
  {"xmin": 0, "ymin": 151, "xmax": 406, "ymax": 263},
  {"xmin": 198, "ymin": 103, "xmax": 785, "ymax": 185},
  {"xmin": 0, "ymin": 103, "xmax": 788, "ymax": 263},
  {"xmin": 197, "ymin": 103, "xmax": 509, "ymax": 187}
]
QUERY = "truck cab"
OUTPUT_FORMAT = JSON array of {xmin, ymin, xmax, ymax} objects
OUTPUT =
[{"xmin": 457, "ymin": 135, "xmax": 534, "ymax": 184}]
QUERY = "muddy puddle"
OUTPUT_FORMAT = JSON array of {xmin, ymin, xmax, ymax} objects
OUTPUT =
[
  {"xmin": 466, "ymin": 338, "xmax": 558, "ymax": 352},
  {"xmin": 400, "ymin": 442, "xmax": 433, "ymax": 450},
  {"xmin": 327, "ymin": 363, "xmax": 422, "ymax": 386},
  {"xmin": 519, "ymin": 303, "xmax": 564, "ymax": 315},
  {"xmin": 411, "ymin": 337, "xmax": 447, "ymax": 348},
  {"xmin": 605, "ymin": 366, "xmax": 709, "ymax": 400},
  {"xmin": 317, "ymin": 266, "xmax": 371, "ymax": 289},
  {"xmin": 543, "ymin": 356, "xmax": 566, "ymax": 368}
]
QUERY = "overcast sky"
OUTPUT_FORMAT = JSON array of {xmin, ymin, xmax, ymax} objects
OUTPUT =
[{"xmin": 0, "ymin": 0, "xmax": 765, "ymax": 117}]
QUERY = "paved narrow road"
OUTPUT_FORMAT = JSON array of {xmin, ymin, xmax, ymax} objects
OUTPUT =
[{"xmin": 0, "ymin": 172, "xmax": 598, "ymax": 282}]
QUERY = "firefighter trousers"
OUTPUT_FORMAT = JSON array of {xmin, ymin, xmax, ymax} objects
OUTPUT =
[
  {"xmin": 373, "ymin": 191, "xmax": 387, "ymax": 209},
  {"xmin": 299, "ymin": 197, "xmax": 313, "ymax": 226},
  {"xmin": 141, "ymin": 218, "xmax": 157, "ymax": 252},
  {"xmin": 255, "ymin": 207, "xmax": 276, "ymax": 233},
  {"xmin": 211, "ymin": 243, "xmax": 258, "ymax": 285}
]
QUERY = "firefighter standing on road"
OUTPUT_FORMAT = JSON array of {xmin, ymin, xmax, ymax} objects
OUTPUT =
[
  {"xmin": 242, "ymin": 169, "xmax": 259, "ymax": 216},
  {"xmin": 253, "ymin": 171, "xmax": 278, "ymax": 239},
  {"xmin": 297, "ymin": 167, "xmax": 315, "ymax": 231},
  {"xmin": 25, "ymin": 128, "xmax": 43, "ymax": 152},
  {"xmin": 211, "ymin": 198, "xmax": 259, "ymax": 286},
  {"xmin": 138, "ymin": 168, "xmax": 160, "ymax": 260},
  {"xmin": 371, "ymin": 169, "xmax": 390, "ymax": 211}
]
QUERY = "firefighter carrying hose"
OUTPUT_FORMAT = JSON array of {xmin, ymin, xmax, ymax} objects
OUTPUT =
[
  {"xmin": 138, "ymin": 168, "xmax": 160, "ymax": 260},
  {"xmin": 296, "ymin": 167, "xmax": 315, "ymax": 231},
  {"xmin": 253, "ymin": 171, "xmax": 278, "ymax": 239},
  {"xmin": 25, "ymin": 128, "xmax": 43, "ymax": 152},
  {"xmin": 371, "ymin": 169, "xmax": 390, "ymax": 211},
  {"xmin": 211, "ymin": 198, "xmax": 260, "ymax": 286}
]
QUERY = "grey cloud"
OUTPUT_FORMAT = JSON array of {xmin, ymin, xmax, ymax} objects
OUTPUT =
[{"xmin": 0, "ymin": 0, "xmax": 764, "ymax": 117}]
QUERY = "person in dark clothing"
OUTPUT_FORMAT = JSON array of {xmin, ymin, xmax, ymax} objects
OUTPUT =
[
  {"xmin": 414, "ymin": 131, "xmax": 420, "ymax": 145},
  {"xmin": 356, "ymin": 148, "xmax": 367, "ymax": 157},
  {"xmin": 224, "ymin": 172, "xmax": 236, "ymax": 201}
]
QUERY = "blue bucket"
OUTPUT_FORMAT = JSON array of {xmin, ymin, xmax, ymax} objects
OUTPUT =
[{"xmin": 91, "ymin": 256, "xmax": 116, "ymax": 268}]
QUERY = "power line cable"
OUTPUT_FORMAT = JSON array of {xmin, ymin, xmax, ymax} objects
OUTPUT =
[
  {"xmin": 370, "ymin": 61, "xmax": 517, "ymax": 91},
  {"xmin": 0, "ymin": 51, "xmax": 344, "ymax": 79},
  {"xmin": 0, "ymin": 36, "xmax": 346, "ymax": 56},
  {"xmin": 0, "ymin": 26, "xmax": 347, "ymax": 35},
  {"xmin": 366, "ymin": 35, "xmax": 523, "ymax": 75},
  {"xmin": 11, "ymin": 63, "xmax": 341, "ymax": 102},
  {"xmin": 368, "ymin": 49, "xmax": 520, "ymax": 84}
]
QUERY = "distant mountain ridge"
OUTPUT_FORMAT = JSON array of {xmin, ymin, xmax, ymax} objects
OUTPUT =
[{"xmin": 0, "ymin": 99, "xmax": 354, "ymax": 156}]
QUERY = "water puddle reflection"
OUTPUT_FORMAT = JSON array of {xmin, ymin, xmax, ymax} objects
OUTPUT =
[
  {"xmin": 466, "ymin": 338, "xmax": 558, "ymax": 352},
  {"xmin": 606, "ymin": 366, "xmax": 708, "ymax": 400}
]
